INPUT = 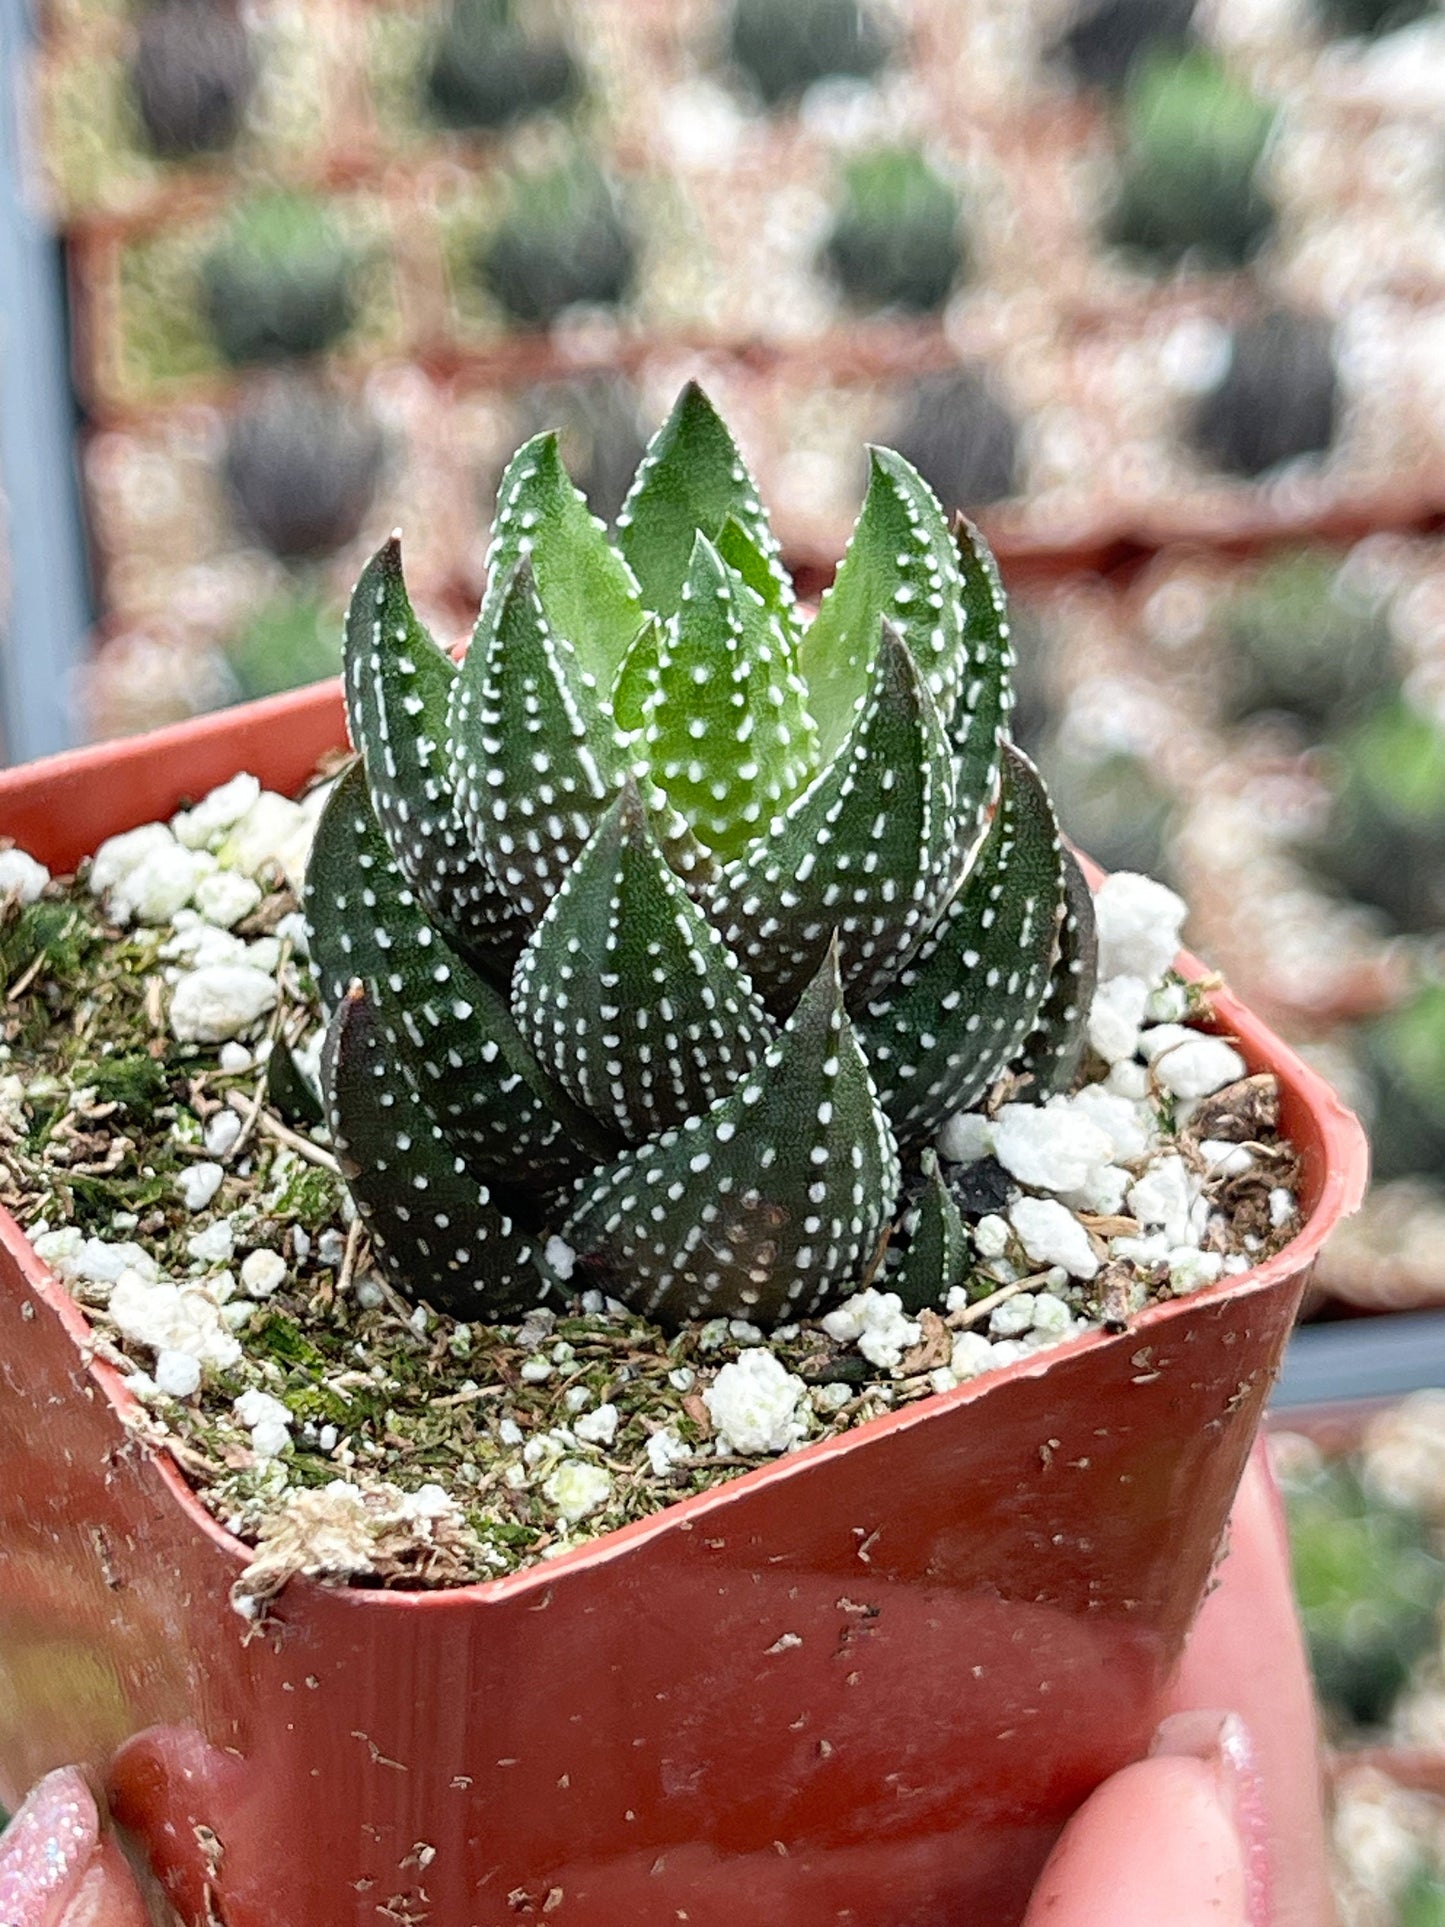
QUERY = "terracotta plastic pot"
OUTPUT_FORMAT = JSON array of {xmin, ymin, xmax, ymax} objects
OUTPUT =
[{"xmin": 0, "ymin": 685, "xmax": 1368, "ymax": 1927}]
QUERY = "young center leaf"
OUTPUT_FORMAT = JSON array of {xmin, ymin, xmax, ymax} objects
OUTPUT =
[
  {"xmin": 635, "ymin": 531, "xmax": 816, "ymax": 860},
  {"xmin": 451, "ymin": 558, "xmax": 706, "ymax": 922},
  {"xmin": 482, "ymin": 429, "xmax": 644, "ymax": 692},
  {"xmin": 890, "ymin": 1148, "xmax": 969, "ymax": 1314},
  {"xmin": 615, "ymin": 380, "xmax": 793, "ymax": 619}
]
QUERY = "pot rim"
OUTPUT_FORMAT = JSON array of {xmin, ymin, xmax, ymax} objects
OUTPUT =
[{"xmin": 0, "ymin": 682, "xmax": 1370, "ymax": 1613}]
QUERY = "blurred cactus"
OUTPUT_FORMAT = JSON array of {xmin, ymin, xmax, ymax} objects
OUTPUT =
[
  {"xmin": 199, "ymin": 193, "xmax": 361, "ymax": 368},
  {"xmin": 224, "ymin": 586, "xmax": 344, "ymax": 700},
  {"xmin": 514, "ymin": 375, "xmax": 646, "ymax": 524},
  {"xmin": 223, "ymin": 377, "xmax": 384, "ymax": 560},
  {"xmin": 1217, "ymin": 551, "xmax": 1395, "ymax": 732},
  {"xmin": 726, "ymin": 0, "xmax": 893, "ymax": 107},
  {"xmin": 476, "ymin": 161, "xmax": 636, "ymax": 327},
  {"xmin": 1314, "ymin": 696, "xmax": 1445, "ymax": 935},
  {"xmin": 1317, "ymin": 0, "xmax": 1437, "ymax": 38},
  {"xmin": 820, "ymin": 148, "xmax": 968, "ymax": 315},
  {"xmin": 129, "ymin": 0, "xmax": 254, "ymax": 158},
  {"xmin": 886, "ymin": 368, "xmax": 1021, "ymax": 511},
  {"xmin": 1360, "ymin": 979, "xmax": 1445, "ymax": 1182},
  {"xmin": 1190, "ymin": 310, "xmax": 1338, "ymax": 479},
  {"xmin": 424, "ymin": 0, "xmax": 578, "ymax": 132},
  {"xmin": 1106, "ymin": 49, "xmax": 1276, "ymax": 269},
  {"xmin": 1284, "ymin": 1457, "xmax": 1445, "ymax": 1730},
  {"xmin": 1050, "ymin": 0, "xmax": 1199, "ymax": 92}
]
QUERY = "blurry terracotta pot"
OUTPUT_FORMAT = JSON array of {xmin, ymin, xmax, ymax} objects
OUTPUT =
[{"xmin": 0, "ymin": 684, "xmax": 1368, "ymax": 1927}]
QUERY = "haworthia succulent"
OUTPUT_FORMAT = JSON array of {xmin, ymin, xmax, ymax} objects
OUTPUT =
[
  {"xmin": 858, "ymin": 744, "xmax": 1066, "ymax": 1148},
  {"xmin": 343, "ymin": 536, "xmax": 527, "ymax": 974},
  {"xmin": 562, "ymin": 942, "xmax": 900, "ymax": 1328},
  {"xmin": 616, "ymin": 381, "xmax": 793, "ymax": 620},
  {"xmin": 707, "ymin": 624, "xmax": 957, "ymax": 1013},
  {"xmin": 322, "ymin": 986, "xmax": 550, "ymax": 1321},
  {"xmin": 512, "ymin": 781, "xmax": 775, "ymax": 1142},
  {"xmin": 482, "ymin": 429, "xmax": 644, "ymax": 691},
  {"xmin": 636, "ymin": 532, "xmax": 815, "ymax": 860},
  {"xmin": 890, "ymin": 1149, "xmax": 968, "ymax": 1314},
  {"xmin": 310, "ymin": 383, "xmax": 1098, "ymax": 1331},
  {"xmin": 306, "ymin": 761, "xmax": 605, "ymax": 1190}
]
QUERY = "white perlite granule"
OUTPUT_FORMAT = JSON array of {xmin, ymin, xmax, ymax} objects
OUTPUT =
[{"xmin": 703, "ymin": 1349, "xmax": 808, "ymax": 1454}]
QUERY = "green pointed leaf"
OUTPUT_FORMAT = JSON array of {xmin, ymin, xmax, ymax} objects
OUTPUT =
[
  {"xmin": 451, "ymin": 558, "xmax": 708, "ymax": 922},
  {"xmin": 639, "ymin": 532, "xmax": 817, "ymax": 860},
  {"xmin": 320, "ymin": 986, "xmax": 551, "ymax": 1322},
  {"xmin": 562, "ymin": 940, "xmax": 900, "ymax": 1329},
  {"xmin": 949, "ymin": 513, "xmax": 1014, "ymax": 856},
  {"xmin": 513, "ymin": 781, "xmax": 776, "ymax": 1143},
  {"xmin": 708, "ymin": 623, "xmax": 957, "ymax": 1014},
  {"xmin": 1015, "ymin": 846, "xmax": 1098, "ymax": 1100},
  {"xmin": 616, "ymin": 381, "xmax": 792, "ymax": 619},
  {"xmin": 484, "ymin": 430, "xmax": 644, "ymax": 690},
  {"xmin": 305, "ymin": 760, "xmax": 606, "ymax": 1190},
  {"xmin": 343, "ymin": 536, "xmax": 527, "ymax": 976},
  {"xmin": 859, "ymin": 743, "xmax": 1066, "ymax": 1149},
  {"xmin": 265, "ymin": 1034, "xmax": 324, "ymax": 1129},
  {"xmin": 797, "ymin": 447, "xmax": 968, "ymax": 764},
  {"xmin": 891, "ymin": 1148, "xmax": 968, "ymax": 1314},
  {"xmin": 609, "ymin": 615, "xmax": 662, "ymax": 733},
  {"xmin": 715, "ymin": 511, "xmax": 796, "ymax": 623}
]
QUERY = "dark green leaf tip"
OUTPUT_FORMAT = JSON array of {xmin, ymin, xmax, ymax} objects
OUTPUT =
[
  {"xmin": 343, "ymin": 535, "xmax": 527, "ymax": 974},
  {"xmin": 562, "ymin": 935, "xmax": 900, "ymax": 1328},
  {"xmin": 320, "ymin": 984, "xmax": 551, "ymax": 1322}
]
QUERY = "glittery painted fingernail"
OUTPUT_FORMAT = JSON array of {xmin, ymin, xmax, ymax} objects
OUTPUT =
[{"xmin": 0, "ymin": 1767, "xmax": 100, "ymax": 1926}]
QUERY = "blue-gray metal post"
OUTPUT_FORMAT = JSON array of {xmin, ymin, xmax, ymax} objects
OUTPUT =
[{"xmin": 0, "ymin": 0, "xmax": 93, "ymax": 764}]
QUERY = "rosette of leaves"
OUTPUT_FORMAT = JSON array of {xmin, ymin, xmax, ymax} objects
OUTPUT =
[
  {"xmin": 129, "ymin": 0, "xmax": 254, "ymax": 159},
  {"xmin": 1190, "ymin": 310, "xmax": 1338, "ymax": 479},
  {"xmin": 1050, "ymin": 0, "xmax": 1199, "ymax": 92},
  {"xmin": 200, "ymin": 193, "xmax": 362, "ymax": 368},
  {"xmin": 1106, "ymin": 49, "xmax": 1277, "ymax": 270},
  {"xmin": 820, "ymin": 147, "xmax": 968, "ymax": 316},
  {"xmin": 1215, "ymin": 550, "xmax": 1395, "ymax": 733},
  {"xmin": 475, "ymin": 161, "xmax": 636, "ymax": 328},
  {"xmin": 1285, "ymin": 1457, "xmax": 1445, "ymax": 1730},
  {"xmin": 726, "ymin": 0, "xmax": 893, "ymax": 107},
  {"xmin": 223, "ymin": 375, "xmax": 384, "ymax": 560},
  {"xmin": 305, "ymin": 383, "xmax": 1096, "ymax": 1328},
  {"xmin": 424, "ymin": 0, "xmax": 578, "ymax": 132}
]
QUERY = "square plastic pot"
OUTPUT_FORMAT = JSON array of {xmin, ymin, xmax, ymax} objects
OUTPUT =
[{"xmin": 0, "ymin": 684, "xmax": 1368, "ymax": 1927}]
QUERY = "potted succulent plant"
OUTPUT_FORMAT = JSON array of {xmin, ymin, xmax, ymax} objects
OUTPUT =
[
  {"xmin": 0, "ymin": 386, "xmax": 1365, "ymax": 1926},
  {"xmin": 819, "ymin": 148, "xmax": 968, "ymax": 317}
]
